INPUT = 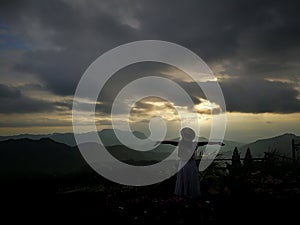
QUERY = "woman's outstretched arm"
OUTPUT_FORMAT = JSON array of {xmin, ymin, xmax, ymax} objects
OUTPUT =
[
  {"xmin": 158, "ymin": 141, "xmax": 179, "ymax": 146},
  {"xmin": 197, "ymin": 141, "xmax": 225, "ymax": 147}
]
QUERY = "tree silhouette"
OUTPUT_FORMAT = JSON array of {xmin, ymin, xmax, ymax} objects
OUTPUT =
[
  {"xmin": 243, "ymin": 148, "xmax": 253, "ymax": 168},
  {"xmin": 231, "ymin": 147, "xmax": 242, "ymax": 172}
]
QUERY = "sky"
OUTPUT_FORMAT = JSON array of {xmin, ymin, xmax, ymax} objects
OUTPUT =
[{"xmin": 0, "ymin": 0, "xmax": 299, "ymax": 143}]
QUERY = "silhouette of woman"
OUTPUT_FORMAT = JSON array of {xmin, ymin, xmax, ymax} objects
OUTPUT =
[{"xmin": 160, "ymin": 127, "xmax": 224, "ymax": 199}]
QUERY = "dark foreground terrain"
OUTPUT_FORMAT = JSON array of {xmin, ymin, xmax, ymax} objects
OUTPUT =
[
  {"xmin": 1, "ymin": 138, "xmax": 299, "ymax": 223},
  {"xmin": 1, "ymin": 162, "xmax": 300, "ymax": 224}
]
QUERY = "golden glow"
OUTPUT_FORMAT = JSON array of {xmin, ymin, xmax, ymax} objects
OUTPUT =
[
  {"xmin": 160, "ymin": 67, "xmax": 217, "ymax": 83},
  {"xmin": 0, "ymin": 86, "xmax": 299, "ymax": 144},
  {"xmin": 1, "ymin": 112, "xmax": 299, "ymax": 142},
  {"xmin": 194, "ymin": 98, "xmax": 221, "ymax": 114},
  {"xmin": 129, "ymin": 97, "xmax": 180, "ymax": 122}
]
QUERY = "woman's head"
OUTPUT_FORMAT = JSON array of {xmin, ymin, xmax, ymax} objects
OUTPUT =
[{"xmin": 180, "ymin": 127, "xmax": 195, "ymax": 141}]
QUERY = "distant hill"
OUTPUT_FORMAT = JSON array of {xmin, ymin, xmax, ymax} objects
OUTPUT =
[
  {"xmin": 0, "ymin": 130, "xmax": 240, "ymax": 151},
  {"xmin": 0, "ymin": 129, "xmax": 147, "ymax": 147},
  {"xmin": 194, "ymin": 133, "xmax": 300, "ymax": 159},
  {"xmin": 175, "ymin": 137, "xmax": 243, "ymax": 158},
  {"xmin": 0, "ymin": 133, "xmax": 50, "ymax": 141},
  {"xmin": 0, "ymin": 130, "xmax": 244, "ymax": 162},
  {"xmin": 238, "ymin": 133, "xmax": 300, "ymax": 158},
  {"xmin": 0, "ymin": 138, "xmax": 178, "ymax": 179},
  {"xmin": 0, "ymin": 138, "xmax": 91, "ymax": 179},
  {"xmin": 107, "ymin": 144, "xmax": 175, "ymax": 164},
  {"xmin": 0, "ymin": 136, "xmax": 233, "ymax": 179},
  {"xmin": 1, "ymin": 132, "xmax": 299, "ymax": 169}
]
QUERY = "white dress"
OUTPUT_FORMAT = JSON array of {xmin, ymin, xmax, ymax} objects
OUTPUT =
[{"xmin": 174, "ymin": 141, "xmax": 201, "ymax": 199}]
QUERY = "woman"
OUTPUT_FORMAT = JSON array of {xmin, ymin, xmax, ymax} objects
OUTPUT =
[{"xmin": 160, "ymin": 127, "xmax": 224, "ymax": 199}]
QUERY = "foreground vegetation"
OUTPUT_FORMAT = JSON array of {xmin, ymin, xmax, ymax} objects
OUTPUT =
[{"xmin": 1, "ymin": 153, "xmax": 300, "ymax": 223}]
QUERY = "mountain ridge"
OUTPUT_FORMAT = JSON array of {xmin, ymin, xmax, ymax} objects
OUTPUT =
[
  {"xmin": 0, "ymin": 132, "xmax": 299, "ymax": 180},
  {"xmin": 238, "ymin": 133, "xmax": 300, "ymax": 158},
  {"xmin": 1, "ymin": 131, "xmax": 299, "ymax": 158},
  {"xmin": 0, "ymin": 129, "xmax": 245, "ymax": 146}
]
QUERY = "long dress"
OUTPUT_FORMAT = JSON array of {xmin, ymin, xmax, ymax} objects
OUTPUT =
[{"xmin": 174, "ymin": 140, "xmax": 201, "ymax": 199}]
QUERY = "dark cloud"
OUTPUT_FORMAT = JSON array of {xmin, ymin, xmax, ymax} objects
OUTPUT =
[
  {"xmin": 93, "ymin": 62, "xmax": 205, "ymax": 116},
  {"xmin": 136, "ymin": 0, "xmax": 300, "ymax": 61},
  {"xmin": 0, "ymin": 84, "xmax": 70, "ymax": 113},
  {"xmin": 220, "ymin": 78, "xmax": 300, "ymax": 113},
  {"xmin": 0, "ymin": 0, "xmax": 299, "ymax": 114},
  {"xmin": 160, "ymin": 77, "xmax": 300, "ymax": 113},
  {"xmin": 14, "ymin": 50, "xmax": 87, "ymax": 96},
  {"xmin": 91, "ymin": 62, "xmax": 300, "ymax": 114},
  {"xmin": 1, "ymin": 0, "xmax": 140, "ymax": 95},
  {"xmin": 0, "ymin": 84, "xmax": 21, "ymax": 98},
  {"xmin": 0, "ymin": 97, "xmax": 52, "ymax": 114}
]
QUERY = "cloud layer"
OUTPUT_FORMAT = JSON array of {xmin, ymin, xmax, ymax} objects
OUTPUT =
[{"xmin": 0, "ymin": 0, "xmax": 299, "ymax": 118}]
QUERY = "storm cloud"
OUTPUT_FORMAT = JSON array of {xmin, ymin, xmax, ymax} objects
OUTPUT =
[
  {"xmin": 220, "ymin": 78, "xmax": 300, "ymax": 113},
  {"xmin": 0, "ymin": 84, "xmax": 70, "ymax": 113},
  {"xmin": 0, "ymin": 0, "xmax": 299, "ymax": 114}
]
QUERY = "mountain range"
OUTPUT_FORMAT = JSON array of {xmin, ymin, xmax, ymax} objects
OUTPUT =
[
  {"xmin": 239, "ymin": 133, "xmax": 300, "ymax": 158},
  {"xmin": 0, "ymin": 138, "xmax": 91, "ymax": 179},
  {"xmin": 0, "ymin": 129, "xmax": 147, "ymax": 147},
  {"xmin": 1, "ymin": 130, "xmax": 299, "ymax": 157},
  {"xmin": 0, "ymin": 131, "xmax": 299, "ymax": 180}
]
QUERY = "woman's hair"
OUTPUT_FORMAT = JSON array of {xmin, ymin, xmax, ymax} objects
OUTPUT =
[{"xmin": 180, "ymin": 127, "xmax": 195, "ymax": 141}]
